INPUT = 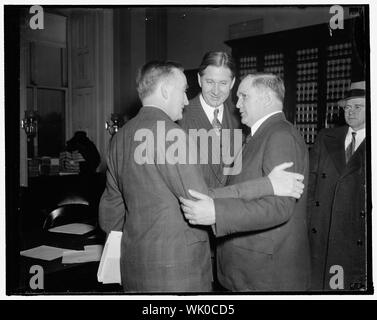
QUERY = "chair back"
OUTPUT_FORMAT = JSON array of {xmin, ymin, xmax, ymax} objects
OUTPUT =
[
  {"xmin": 43, "ymin": 203, "xmax": 96, "ymax": 230},
  {"xmin": 57, "ymin": 194, "xmax": 89, "ymax": 206}
]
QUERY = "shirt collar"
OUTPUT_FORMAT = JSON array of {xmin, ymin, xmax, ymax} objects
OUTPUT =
[
  {"xmin": 251, "ymin": 111, "xmax": 282, "ymax": 136},
  {"xmin": 346, "ymin": 126, "xmax": 365, "ymax": 150},
  {"xmin": 348, "ymin": 126, "xmax": 365, "ymax": 136},
  {"xmin": 199, "ymin": 94, "xmax": 224, "ymax": 122}
]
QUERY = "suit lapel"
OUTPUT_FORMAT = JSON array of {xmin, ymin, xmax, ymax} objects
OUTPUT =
[
  {"xmin": 323, "ymin": 127, "xmax": 348, "ymax": 175},
  {"xmin": 341, "ymin": 139, "xmax": 365, "ymax": 178},
  {"xmin": 222, "ymin": 99, "xmax": 235, "ymax": 129},
  {"xmin": 189, "ymin": 95, "xmax": 213, "ymax": 131},
  {"xmin": 187, "ymin": 96, "xmax": 225, "ymax": 185}
]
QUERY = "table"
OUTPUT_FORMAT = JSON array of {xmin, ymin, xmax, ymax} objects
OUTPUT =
[{"xmin": 15, "ymin": 227, "xmax": 123, "ymax": 294}]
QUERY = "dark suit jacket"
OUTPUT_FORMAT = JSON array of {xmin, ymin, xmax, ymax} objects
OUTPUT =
[
  {"xmin": 213, "ymin": 112, "xmax": 311, "ymax": 291},
  {"xmin": 178, "ymin": 95, "xmax": 243, "ymax": 188},
  {"xmin": 308, "ymin": 126, "xmax": 367, "ymax": 290},
  {"xmin": 99, "ymin": 107, "xmax": 212, "ymax": 292}
]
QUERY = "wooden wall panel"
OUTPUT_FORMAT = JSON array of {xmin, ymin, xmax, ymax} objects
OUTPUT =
[
  {"xmin": 70, "ymin": 12, "xmax": 95, "ymax": 89},
  {"xmin": 69, "ymin": 10, "xmax": 114, "ymax": 171},
  {"xmin": 71, "ymin": 88, "xmax": 96, "ymax": 141}
]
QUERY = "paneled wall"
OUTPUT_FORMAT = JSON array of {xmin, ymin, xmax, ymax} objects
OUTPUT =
[
  {"xmin": 70, "ymin": 11, "xmax": 97, "ymax": 141},
  {"xmin": 166, "ymin": 6, "xmax": 352, "ymax": 70},
  {"xmin": 69, "ymin": 9, "xmax": 113, "ymax": 171},
  {"xmin": 113, "ymin": 8, "xmax": 146, "ymax": 120},
  {"xmin": 146, "ymin": 8, "xmax": 167, "ymax": 62}
]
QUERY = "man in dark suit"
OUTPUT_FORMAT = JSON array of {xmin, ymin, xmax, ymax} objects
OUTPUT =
[
  {"xmin": 307, "ymin": 81, "xmax": 367, "ymax": 291},
  {"xmin": 99, "ymin": 61, "xmax": 307, "ymax": 292},
  {"xmin": 178, "ymin": 51, "xmax": 241, "ymax": 188},
  {"xmin": 177, "ymin": 52, "xmax": 242, "ymax": 290},
  {"xmin": 180, "ymin": 73, "xmax": 311, "ymax": 291},
  {"xmin": 99, "ymin": 61, "xmax": 213, "ymax": 292}
]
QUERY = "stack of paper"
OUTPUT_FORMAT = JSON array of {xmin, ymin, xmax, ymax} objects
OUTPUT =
[
  {"xmin": 62, "ymin": 245, "xmax": 103, "ymax": 264},
  {"xmin": 48, "ymin": 223, "xmax": 95, "ymax": 235},
  {"xmin": 97, "ymin": 231, "xmax": 122, "ymax": 284},
  {"xmin": 20, "ymin": 245, "xmax": 65, "ymax": 261},
  {"xmin": 20, "ymin": 244, "xmax": 104, "ymax": 265}
]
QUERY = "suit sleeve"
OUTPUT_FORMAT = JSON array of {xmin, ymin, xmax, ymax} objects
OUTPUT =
[
  {"xmin": 209, "ymin": 177, "xmax": 274, "ymax": 200},
  {"xmin": 214, "ymin": 129, "xmax": 306, "ymax": 237},
  {"xmin": 155, "ymin": 129, "xmax": 209, "ymax": 200},
  {"xmin": 176, "ymin": 117, "xmax": 206, "ymax": 193},
  {"xmin": 98, "ymin": 141, "xmax": 126, "ymax": 235}
]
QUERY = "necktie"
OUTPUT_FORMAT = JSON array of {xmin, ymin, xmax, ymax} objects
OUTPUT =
[
  {"xmin": 212, "ymin": 108, "xmax": 222, "ymax": 135},
  {"xmin": 345, "ymin": 131, "xmax": 356, "ymax": 163}
]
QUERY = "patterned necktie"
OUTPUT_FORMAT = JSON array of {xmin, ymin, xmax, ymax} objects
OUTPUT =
[
  {"xmin": 345, "ymin": 131, "xmax": 356, "ymax": 163},
  {"xmin": 212, "ymin": 108, "xmax": 222, "ymax": 135}
]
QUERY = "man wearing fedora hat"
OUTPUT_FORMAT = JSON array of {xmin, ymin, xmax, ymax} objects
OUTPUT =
[{"xmin": 307, "ymin": 80, "xmax": 367, "ymax": 291}]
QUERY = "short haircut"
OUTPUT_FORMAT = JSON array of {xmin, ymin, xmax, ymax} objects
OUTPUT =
[
  {"xmin": 136, "ymin": 60, "xmax": 183, "ymax": 100},
  {"xmin": 249, "ymin": 73, "xmax": 285, "ymax": 103},
  {"xmin": 198, "ymin": 51, "xmax": 236, "ymax": 78}
]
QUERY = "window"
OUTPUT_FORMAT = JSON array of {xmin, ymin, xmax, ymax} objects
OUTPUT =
[{"xmin": 24, "ymin": 12, "xmax": 68, "ymax": 157}]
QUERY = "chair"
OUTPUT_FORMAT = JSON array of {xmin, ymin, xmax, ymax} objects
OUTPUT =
[
  {"xmin": 42, "ymin": 203, "xmax": 97, "ymax": 230},
  {"xmin": 57, "ymin": 194, "xmax": 90, "ymax": 206}
]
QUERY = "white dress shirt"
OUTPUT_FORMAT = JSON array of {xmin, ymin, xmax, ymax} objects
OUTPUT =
[
  {"xmin": 200, "ymin": 94, "xmax": 224, "ymax": 124},
  {"xmin": 251, "ymin": 111, "xmax": 282, "ymax": 136},
  {"xmin": 344, "ymin": 127, "xmax": 365, "ymax": 151}
]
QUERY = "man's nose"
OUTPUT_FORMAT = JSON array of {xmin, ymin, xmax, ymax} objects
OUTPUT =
[
  {"xmin": 236, "ymin": 99, "xmax": 241, "ymax": 109},
  {"xmin": 212, "ymin": 83, "xmax": 219, "ymax": 95},
  {"xmin": 348, "ymin": 108, "xmax": 357, "ymax": 114},
  {"xmin": 184, "ymin": 94, "xmax": 189, "ymax": 105}
]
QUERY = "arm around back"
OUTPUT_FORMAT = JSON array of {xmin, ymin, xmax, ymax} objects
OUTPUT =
[{"xmin": 214, "ymin": 128, "xmax": 307, "ymax": 237}]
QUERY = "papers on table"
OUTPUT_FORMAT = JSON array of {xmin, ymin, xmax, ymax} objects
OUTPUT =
[
  {"xmin": 62, "ymin": 245, "xmax": 103, "ymax": 264},
  {"xmin": 20, "ymin": 244, "xmax": 104, "ymax": 264},
  {"xmin": 21, "ymin": 224, "xmax": 104, "ymax": 264},
  {"xmin": 97, "ymin": 231, "xmax": 122, "ymax": 284},
  {"xmin": 20, "ymin": 245, "xmax": 65, "ymax": 261},
  {"xmin": 48, "ymin": 223, "xmax": 95, "ymax": 235}
]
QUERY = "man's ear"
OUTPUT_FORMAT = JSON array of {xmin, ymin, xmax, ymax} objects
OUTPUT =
[
  {"xmin": 261, "ymin": 90, "xmax": 272, "ymax": 106},
  {"xmin": 230, "ymin": 77, "xmax": 236, "ymax": 89},
  {"xmin": 197, "ymin": 73, "xmax": 202, "ymax": 88},
  {"xmin": 160, "ymin": 82, "xmax": 169, "ymax": 100}
]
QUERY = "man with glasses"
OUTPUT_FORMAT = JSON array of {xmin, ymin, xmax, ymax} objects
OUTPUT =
[{"xmin": 307, "ymin": 81, "xmax": 367, "ymax": 291}]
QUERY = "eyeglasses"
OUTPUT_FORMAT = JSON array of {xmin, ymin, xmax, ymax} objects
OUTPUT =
[{"xmin": 341, "ymin": 104, "xmax": 365, "ymax": 112}]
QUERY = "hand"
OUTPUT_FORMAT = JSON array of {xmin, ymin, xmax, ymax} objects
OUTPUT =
[
  {"xmin": 179, "ymin": 190, "xmax": 216, "ymax": 225},
  {"xmin": 268, "ymin": 162, "xmax": 304, "ymax": 199}
]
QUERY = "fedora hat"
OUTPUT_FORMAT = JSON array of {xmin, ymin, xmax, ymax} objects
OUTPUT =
[{"xmin": 339, "ymin": 81, "xmax": 365, "ymax": 106}]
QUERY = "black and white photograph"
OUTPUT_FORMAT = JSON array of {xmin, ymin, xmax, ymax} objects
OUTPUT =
[{"xmin": 3, "ymin": 2, "xmax": 373, "ymax": 299}]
